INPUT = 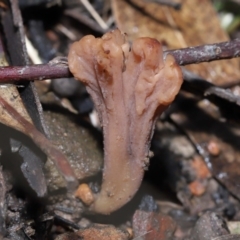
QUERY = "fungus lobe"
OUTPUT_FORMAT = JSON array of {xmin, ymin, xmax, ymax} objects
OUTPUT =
[{"xmin": 68, "ymin": 29, "xmax": 183, "ymax": 214}]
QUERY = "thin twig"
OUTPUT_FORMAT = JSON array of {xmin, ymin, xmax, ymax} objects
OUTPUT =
[
  {"xmin": 0, "ymin": 95, "xmax": 78, "ymax": 189},
  {"xmin": 182, "ymin": 69, "xmax": 240, "ymax": 121},
  {"xmin": 0, "ymin": 62, "xmax": 70, "ymax": 83},
  {"xmin": 0, "ymin": 38, "xmax": 240, "ymax": 83},
  {"xmin": 56, "ymin": 24, "xmax": 77, "ymax": 41},
  {"xmin": 164, "ymin": 38, "xmax": 240, "ymax": 65},
  {"xmin": 166, "ymin": 115, "xmax": 212, "ymax": 170},
  {"xmin": 80, "ymin": 0, "xmax": 108, "ymax": 30},
  {"xmin": 182, "ymin": 69, "xmax": 240, "ymax": 106},
  {"xmin": 64, "ymin": 8, "xmax": 107, "ymax": 33},
  {"xmin": 145, "ymin": 0, "xmax": 181, "ymax": 10}
]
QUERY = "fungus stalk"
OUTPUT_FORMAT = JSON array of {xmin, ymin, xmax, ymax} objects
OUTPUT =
[{"xmin": 68, "ymin": 29, "xmax": 183, "ymax": 214}]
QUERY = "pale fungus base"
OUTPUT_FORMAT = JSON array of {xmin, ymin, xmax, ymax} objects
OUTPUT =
[{"xmin": 68, "ymin": 29, "xmax": 183, "ymax": 214}]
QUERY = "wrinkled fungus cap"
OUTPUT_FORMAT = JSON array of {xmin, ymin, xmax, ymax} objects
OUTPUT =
[{"xmin": 68, "ymin": 29, "xmax": 183, "ymax": 214}]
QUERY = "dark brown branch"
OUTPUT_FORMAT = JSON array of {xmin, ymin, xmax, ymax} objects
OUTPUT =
[
  {"xmin": 145, "ymin": 0, "xmax": 181, "ymax": 10},
  {"xmin": 182, "ymin": 69, "xmax": 240, "ymax": 122},
  {"xmin": 0, "ymin": 62, "xmax": 71, "ymax": 83},
  {"xmin": 0, "ymin": 38, "xmax": 240, "ymax": 83},
  {"xmin": 164, "ymin": 38, "xmax": 240, "ymax": 65}
]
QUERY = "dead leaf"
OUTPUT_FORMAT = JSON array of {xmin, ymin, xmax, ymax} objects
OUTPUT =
[
  {"xmin": 0, "ymin": 84, "xmax": 77, "ymax": 190},
  {"xmin": 112, "ymin": 0, "xmax": 240, "ymax": 85}
]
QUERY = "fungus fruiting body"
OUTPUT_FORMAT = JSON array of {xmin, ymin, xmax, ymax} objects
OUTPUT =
[{"xmin": 68, "ymin": 29, "xmax": 183, "ymax": 214}]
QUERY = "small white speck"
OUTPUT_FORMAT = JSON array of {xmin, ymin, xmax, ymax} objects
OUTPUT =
[{"xmin": 217, "ymin": 172, "xmax": 228, "ymax": 179}]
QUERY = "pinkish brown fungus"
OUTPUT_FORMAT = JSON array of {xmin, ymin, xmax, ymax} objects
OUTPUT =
[{"xmin": 68, "ymin": 29, "xmax": 183, "ymax": 214}]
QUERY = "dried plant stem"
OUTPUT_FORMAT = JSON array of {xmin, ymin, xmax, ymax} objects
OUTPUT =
[
  {"xmin": 146, "ymin": 0, "xmax": 181, "ymax": 10},
  {"xmin": 0, "ymin": 39, "xmax": 240, "ymax": 83},
  {"xmin": 80, "ymin": 0, "xmax": 108, "ymax": 30},
  {"xmin": 0, "ymin": 63, "xmax": 71, "ymax": 83},
  {"xmin": 0, "ymin": 95, "xmax": 77, "ymax": 189},
  {"xmin": 164, "ymin": 38, "xmax": 240, "ymax": 65}
]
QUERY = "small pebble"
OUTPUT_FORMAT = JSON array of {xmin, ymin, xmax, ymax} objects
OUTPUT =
[
  {"xmin": 190, "ymin": 211, "xmax": 229, "ymax": 240},
  {"xmin": 188, "ymin": 180, "xmax": 206, "ymax": 196},
  {"xmin": 207, "ymin": 141, "xmax": 220, "ymax": 156},
  {"xmin": 75, "ymin": 183, "xmax": 94, "ymax": 206}
]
